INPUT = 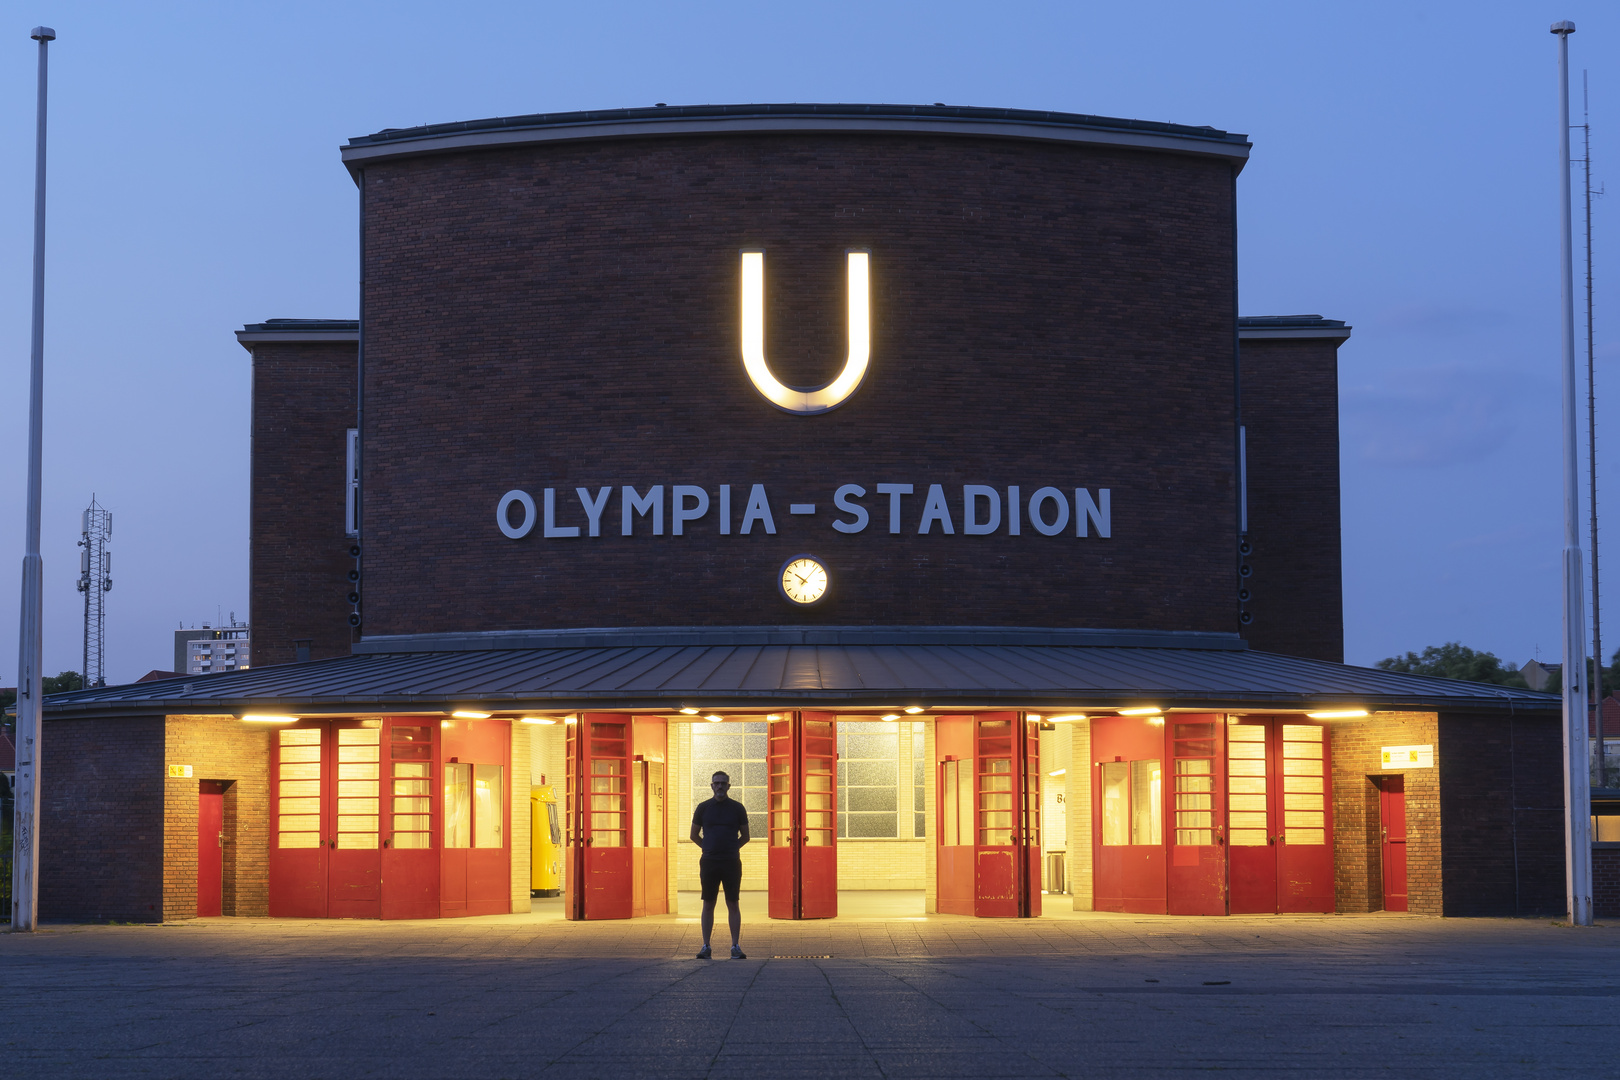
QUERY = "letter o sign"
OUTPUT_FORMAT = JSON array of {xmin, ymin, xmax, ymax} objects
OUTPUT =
[{"xmin": 497, "ymin": 489, "xmax": 537, "ymax": 539}]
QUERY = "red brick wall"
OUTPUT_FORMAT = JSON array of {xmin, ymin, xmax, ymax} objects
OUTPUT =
[
  {"xmin": 1238, "ymin": 337, "xmax": 1343, "ymax": 662},
  {"xmin": 250, "ymin": 340, "xmax": 358, "ymax": 665},
  {"xmin": 1438, "ymin": 710, "xmax": 1565, "ymax": 916},
  {"xmin": 38, "ymin": 715, "xmax": 166, "ymax": 922},
  {"xmin": 1595, "ymin": 847, "xmax": 1620, "ymax": 917},
  {"xmin": 356, "ymin": 134, "xmax": 1242, "ymax": 635},
  {"xmin": 1330, "ymin": 712, "xmax": 1440, "ymax": 914},
  {"xmin": 161, "ymin": 716, "xmax": 272, "ymax": 920}
]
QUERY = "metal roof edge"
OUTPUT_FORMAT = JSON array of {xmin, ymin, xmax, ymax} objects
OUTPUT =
[
  {"xmin": 340, "ymin": 107, "xmax": 1252, "ymax": 176},
  {"xmin": 1237, "ymin": 315, "xmax": 1351, "ymax": 342},
  {"xmin": 350, "ymin": 625, "xmax": 1252, "ymax": 653},
  {"xmin": 236, "ymin": 319, "xmax": 360, "ymax": 350}
]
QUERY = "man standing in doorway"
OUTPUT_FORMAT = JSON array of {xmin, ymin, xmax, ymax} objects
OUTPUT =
[{"xmin": 690, "ymin": 770, "xmax": 749, "ymax": 959}]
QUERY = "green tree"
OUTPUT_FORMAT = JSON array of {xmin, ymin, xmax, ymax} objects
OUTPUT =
[
  {"xmin": 1375, "ymin": 643, "xmax": 1530, "ymax": 688},
  {"xmin": 41, "ymin": 671, "xmax": 83, "ymax": 694}
]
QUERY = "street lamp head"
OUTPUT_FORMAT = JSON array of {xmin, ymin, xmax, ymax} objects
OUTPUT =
[
  {"xmin": 1550, "ymin": 20, "xmax": 1575, "ymax": 36},
  {"xmin": 30, "ymin": 26, "xmax": 55, "ymax": 41}
]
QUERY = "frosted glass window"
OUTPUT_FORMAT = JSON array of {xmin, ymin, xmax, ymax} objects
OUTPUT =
[
  {"xmin": 838, "ymin": 721, "xmax": 899, "ymax": 839},
  {"xmin": 474, "ymin": 764, "xmax": 504, "ymax": 848},
  {"xmin": 1100, "ymin": 761, "xmax": 1128, "ymax": 846},
  {"xmin": 444, "ymin": 762, "xmax": 471, "ymax": 848},
  {"xmin": 691, "ymin": 721, "xmax": 767, "ymax": 840},
  {"xmin": 1130, "ymin": 759, "xmax": 1161, "ymax": 846}
]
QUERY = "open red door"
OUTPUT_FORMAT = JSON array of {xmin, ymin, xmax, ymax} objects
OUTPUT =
[
  {"xmin": 973, "ymin": 712, "xmax": 1038, "ymax": 917},
  {"xmin": 1275, "ymin": 721, "xmax": 1332, "ymax": 913},
  {"xmin": 565, "ymin": 714, "xmax": 633, "ymax": 920},
  {"xmin": 766, "ymin": 712, "xmax": 837, "ymax": 919},
  {"xmin": 1090, "ymin": 715, "xmax": 1168, "ymax": 914}
]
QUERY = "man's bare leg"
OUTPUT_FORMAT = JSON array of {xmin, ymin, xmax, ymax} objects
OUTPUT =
[
  {"xmin": 727, "ymin": 897, "xmax": 741, "ymax": 948},
  {"xmin": 701, "ymin": 897, "xmax": 716, "ymax": 948}
]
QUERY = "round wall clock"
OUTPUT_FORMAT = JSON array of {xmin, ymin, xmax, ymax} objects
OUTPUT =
[{"xmin": 778, "ymin": 555, "xmax": 830, "ymax": 606}]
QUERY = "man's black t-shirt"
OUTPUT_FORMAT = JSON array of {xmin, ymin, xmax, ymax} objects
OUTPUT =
[{"xmin": 692, "ymin": 797, "xmax": 749, "ymax": 860}]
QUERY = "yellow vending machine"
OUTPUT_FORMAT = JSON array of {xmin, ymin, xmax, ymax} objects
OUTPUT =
[{"xmin": 530, "ymin": 784, "xmax": 562, "ymax": 897}]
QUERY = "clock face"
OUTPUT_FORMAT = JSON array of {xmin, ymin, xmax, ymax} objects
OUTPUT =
[{"xmin": 779, "ymin": 556, "xmax": 829, "ymax": 606}]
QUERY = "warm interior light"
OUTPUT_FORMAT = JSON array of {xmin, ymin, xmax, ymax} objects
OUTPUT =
[
  {"xmin": 705, "ymin": 714, "xmax": 724, "ymax": 723},
  {"xmin": 520, "ymin": 716, "xmax": 558, "ymax": 725},
  {"xmin": 1118, "ymin": 707, "xmax": 1162, "ymax": 716},
  {"xmin": 1047, "ymin": 714, "xmax": 1087, "ymax": 723},
  {"xmin": 766, "ymin": 714, "xmax": 782, "ymax": 721},
  {"xmin": 1027, "ymin": 714, "xmax": 1042, "ymax": 722},
  {"xmin": 881, "ymin": 714, "xmax": 901, "ymax": 722},
  {"xmin": 451, "ymin": 710, "xmax": 491, "ymax": 719},
  {"xmin": 1306, "ymin": 709, "xmax": 1369, "ymax": 720},
  {"xmin": 1048, "ymin": 768, "xmax": 1067, "ymax": 777},
  {"xmin": 680, "ymin": 708, "xmax": 699, "ymax": 715},
  {"xmin": 360, "ymin": 719, "xmax": 382, "ymax": 728},
  {"xmin": 740, "ymin": 250, "xmax": 869, "ymax": 414},
  {"xmin": 1148, "ymin": 716, "xmax": 1166, "ymax": 726},
  {"xmin": 904, "ymin": 706, "xmax": 925, "ymax": 714},
  {"xmin": 241, "ymin": 714, "xmax": 297, "ymax": 724},
  {"xmin": 564, "ymin": 715, "xmax": 578, "ymax": 725}
]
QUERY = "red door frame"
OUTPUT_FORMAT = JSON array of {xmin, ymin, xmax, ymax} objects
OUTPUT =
[
  {"xmin": 1379, "ymin": 775, "xmax": 1408, "ymax": 912},
  {"xmin": 934, "ymin": 715, "xmax": 975, "ymax": 916},
  {"xmin": 1275, "ymin": 720, "xmax": 1333, "ymax": 913},
  {"xmin": 973, "ymin": 712, "xmax": 1038, "ymax": 918},
  {"xmin": 197, "ymin": 781, "xmax": 225, "ymax": 917},
  {"xmin": 327, "ymin": 720, "xmax": 383, "ymax": 919},
  {"xmin": 1226, "ymin": 717, "xmax": 1277, "ymax": 915}
]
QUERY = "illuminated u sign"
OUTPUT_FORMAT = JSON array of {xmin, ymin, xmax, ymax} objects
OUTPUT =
[{"xmin": 740, "ymin": 248, "xmax": 870, "ymax": 414}]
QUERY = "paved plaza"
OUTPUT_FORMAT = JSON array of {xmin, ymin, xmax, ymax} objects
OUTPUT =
[{"xmin": 2, "ymin": 896, "xmax": 1617, "ymax": 1078}]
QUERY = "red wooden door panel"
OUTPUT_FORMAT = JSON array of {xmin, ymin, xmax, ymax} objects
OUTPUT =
[
  {"xmin": 328, "ymin": 722, "xmax": 382, "ymax": 918},
  {"xmin": 800, "ymin": 713, "xmax": 838, "ymax": 919},
  {"xmin": 1276, "ymin": 722, "xmax": 1333, "ymax": 913},
  {"xmin": 1380, "ymin": 775, "xmax": 1408, "ymax": 912},
  {"xmin": 934, "ymin": 715, "xmax": 975, "ymax": 916},
  {"xmin": 1226, "ymin": 719, "xmax": 1276, "ymax": 914},
  {"xmin": 1168, "ymin": 716, "xmax": 1226, "ymax": 915},
  {"xmin": 382, "ymin": 719, "xmax": 438, "ymax": 919},
  {"xmin": 974, "ymin": 713, "xmax": 1027, "ymax": 917},
  {"xmin": 197, "ymin": 781, "xmax": 225, "ymax": 917},
  {"xmin": 566, "ymin": 714, "xmax": 633, "ymax": 920},
  {"xmin": 270, "ymin": 723, "xmax": 328, "ymax": 917},
  {"xmin": 1090, "ymin": 715, "xmax": 1168, "ymax": 914}
]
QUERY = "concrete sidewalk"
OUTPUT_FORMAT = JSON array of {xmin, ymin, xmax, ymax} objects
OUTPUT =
[{"xmin": 3, "ymin": 911, "xmax": 1616, "ymax": 1077}]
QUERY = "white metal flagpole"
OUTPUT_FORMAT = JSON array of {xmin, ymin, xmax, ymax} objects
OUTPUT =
[
  {"xmin": 12, "ymin": 25, "xmax": 55, "ymax": 933},
  {"xmin": 1552, "ymin": 19, "xmax": 1594, "ymax": 927}
]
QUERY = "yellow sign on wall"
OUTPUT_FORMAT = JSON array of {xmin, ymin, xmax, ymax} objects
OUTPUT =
[
  {"xmin": 167, "ymin": 764, "xmax": 193, "ymax": 778},
  {"xmin": 1381, "ymin": 745, "xmax": 1434, "ymax": 768}
]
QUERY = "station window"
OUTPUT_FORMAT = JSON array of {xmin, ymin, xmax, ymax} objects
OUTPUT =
[
  {"xmin": 838, "ymin": 722, "xmax": 898, "ymax": 838},
  {"xmin": 690, "ymin": 722, "xmax": 766, "ymax": 840},
  {"xmin": 1100, "ymin": 758, "xmax": 1162, "ymax": 846}
]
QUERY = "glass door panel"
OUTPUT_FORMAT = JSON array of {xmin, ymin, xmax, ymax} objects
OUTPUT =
[
  {"xmin": 381, "ymin": 718, "xmax": 439, "ymax": 919},
  {"xmin": 1168, "ymin": 717, "xmax": 1225, "ymax": 916},
  {"xmin": 1226, "ymin": 721, "xmax": 1276, "ymax": 914},
  {"xmin": 1277, "ymin": 722, "xmax": 1333, "ymax": 912},
  {"xmin": 269, "ymin": 725, "xmax": 327, "ymax": 917},
  {"xmin": 567, "ymin": 715, "xmax": 633, "ymax": 920}
]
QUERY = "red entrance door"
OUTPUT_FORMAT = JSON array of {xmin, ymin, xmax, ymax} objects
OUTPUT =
[
  {"xmin": 767, "ymin": 713, "xmax": 837, "ymax": 919},
  {"xmin": 1227, "ymin": 717, "xmax": 1333, "ymax": 914},
  {"xmin": 197, "ymin": 781, "xmax": 225, "ymax": 916},
  {"xmin": 1168, "ymin": 717, "xmax": 1226, "ymax": 915},
  {"xmin": 566, "ymin": 714, "xmax": 633, "ymax": 920},
  {"xmin": 1379, "ymin": 775, "xmax": 1408, "ymax": 911},
  {"xmin": 269, "ymin": 720, "xmax": 382, "ymax": 918},
  {"xmin": 972, "ymin": 713, "xmax": 1040, "ymax": 918},
  {"xmin": 1091, "ymin": 715, "xmax": 1168, "ymax": 914}
]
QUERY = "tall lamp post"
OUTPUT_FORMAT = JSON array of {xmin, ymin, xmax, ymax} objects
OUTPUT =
[
  {"xmin": 11, "ymin": 25, "xmax": 54, "ymax": 932},
  {"xmin": 1552, "ymin": 19, "xmax": 1594, "ymax": 927}
]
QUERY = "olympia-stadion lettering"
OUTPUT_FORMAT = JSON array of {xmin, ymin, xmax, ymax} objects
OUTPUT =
[
  {"xmin": 497, "ymin": 249, "xmax": 1112, "ymax": 543},
  {"xmin": 496, "ymin": 484, "xmax": 1113, "ymax": 540}
]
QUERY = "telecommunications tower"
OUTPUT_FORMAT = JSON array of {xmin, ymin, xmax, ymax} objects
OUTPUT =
[{"xmin": 77, "ymin": 496, "xmax": 112, "ymax": 687}]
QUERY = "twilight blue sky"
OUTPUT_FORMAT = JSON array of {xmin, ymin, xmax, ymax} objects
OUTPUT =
[{"xmin": 0, "ymin": 0, "xmax": 1616, "ymax": 682}]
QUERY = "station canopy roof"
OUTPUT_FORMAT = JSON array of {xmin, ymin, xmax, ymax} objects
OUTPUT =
[{"xmin": 38, "ymin": 628, "xmax": 1556, "ymax": 718}]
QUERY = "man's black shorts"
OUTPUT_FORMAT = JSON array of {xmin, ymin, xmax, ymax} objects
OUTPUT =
[{"xmin": 699, "ymin": 858, "xmax": 742, "ymax": 904}]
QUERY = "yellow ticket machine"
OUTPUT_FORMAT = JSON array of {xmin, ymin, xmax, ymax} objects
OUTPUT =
[{"xmin": 530, "ymin": 784, "xmax": 562, "ymax": 897}]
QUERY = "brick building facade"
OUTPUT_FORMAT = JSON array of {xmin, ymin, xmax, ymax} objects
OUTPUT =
[{"xmin": 36, "ymin": 104, "xmax": 1568, "ymax": 924}]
